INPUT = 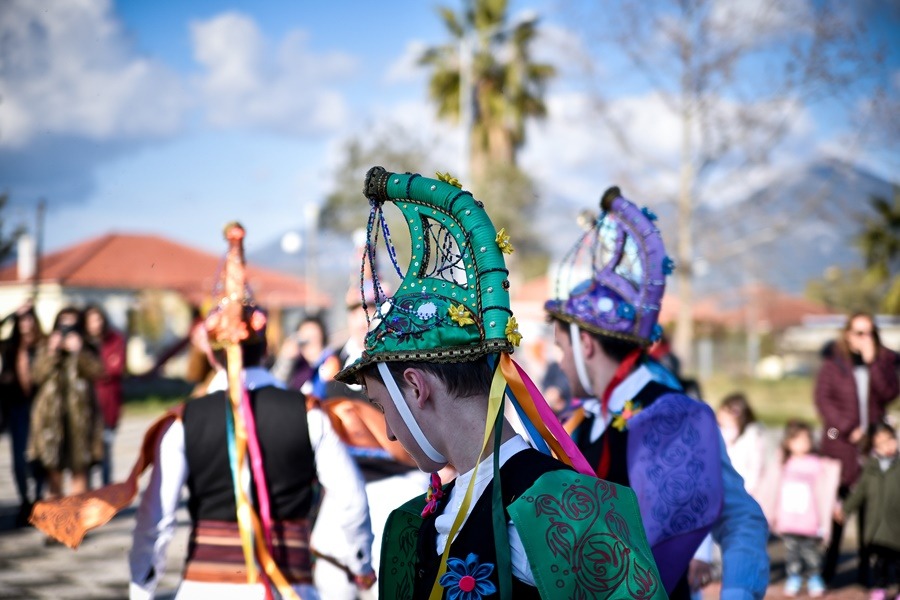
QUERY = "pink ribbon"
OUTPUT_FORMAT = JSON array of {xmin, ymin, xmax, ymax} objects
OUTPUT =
[{"xmin": 511, "ymin": 358, "xmax": 594, "ymax": 476}]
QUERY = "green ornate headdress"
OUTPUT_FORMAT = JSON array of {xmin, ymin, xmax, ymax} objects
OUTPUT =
[{"xmin": 335, "ymin": 166, "xmax": 520, "ymax": 383}]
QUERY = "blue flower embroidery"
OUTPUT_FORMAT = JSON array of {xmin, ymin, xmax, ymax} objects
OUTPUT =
[
  {"xmin": 662, "ymin": 256, "xmax": 676, "ymax": 275},
  {"xmin": 439, "ymin": 553, "xmax": 497, "ymax": 600},
  {"xmin": 616, "ymin": 302, "xmax": 636, "ymax": 320},
  {"xmin": 641, "ymin": 206, "xmax": 658, "ymax": 221},
  {"xmin": 651, "ymin": 324, "xmax": 664, "ymax": 342}
]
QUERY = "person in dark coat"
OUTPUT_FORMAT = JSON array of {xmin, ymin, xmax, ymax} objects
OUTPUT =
[
  {"xmin": 84, "ymin": 304, "xmax": 126, "ymax": 486},
  {"xmin": 0, "ymin": 303, "xmax": 46, "ymax": 524},
  {"xmin": 815, "ymin": 312, "xmax": 900, "ymax": 584}
]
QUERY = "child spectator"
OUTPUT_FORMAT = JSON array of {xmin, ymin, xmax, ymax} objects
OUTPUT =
[
  {"xmin": 837, "ymin": 422, "xmax": 900, "ymax": 600},
  {"xmin": 717, "ymin": 392, "xmax": 767, "ymax": 499},
  {"xmin": 768, "ymin": 420, "xmax": 841, "ymax": 598}
]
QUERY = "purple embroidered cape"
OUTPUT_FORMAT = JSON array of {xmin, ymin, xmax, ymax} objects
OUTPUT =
[{"xmin": 626, "ymin": 393, "xmax": 724, "ymax": 593}]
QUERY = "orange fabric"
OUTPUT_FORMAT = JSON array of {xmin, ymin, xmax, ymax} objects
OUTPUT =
[
  {"xmin": 30, "ymin": 404, "xmax": 184, "ymax": 549},
  {"xmin": 318, "ymin": 398, "xmax": 416, "ymax": 467},
  {"xmin": 318, "ymin": 355, "xmax": 342, "ymax": 382},
  {"xmin": 498, "ymin": 354, "xmax": 569, "ymax": 462},
  {"xmin": 563, "ymin": 407, "xmax": 586, "ymax": 436}
]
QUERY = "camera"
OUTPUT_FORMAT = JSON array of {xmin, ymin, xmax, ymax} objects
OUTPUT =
[{"xmin": 56, "ymin": 324, "xmax": 78, "ymax": 337}]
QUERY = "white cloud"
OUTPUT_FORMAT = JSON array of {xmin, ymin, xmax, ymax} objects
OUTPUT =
[
  {"xmin": 0, "ymin": 0, "xmax": 189, "ymax": 148},
  {"xmin": 521, "ymin": 91, "xmax": 684, "ymax": 205},
  {"xmin": 384, "ymin": 40, "xmax": 428, "ymax": 84},
  {"xmin": 191, "ymin": 12, "xmax": 357, "ymax": 135},
  {"xmin": 708, "ymin": 0, "xmax": 814, "ymax": 44},
  {"xmin": 521, "ymin": 88, "xmax": 817, "ymax": 213}
]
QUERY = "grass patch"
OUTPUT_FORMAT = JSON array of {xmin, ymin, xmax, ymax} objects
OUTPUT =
[
  {"xmin": 701, "ymin": 374, "xmax": 819, "ymax": 427},
  {"xmin": 122, "ymin": 377, "xmax": 193, "ymax": 416},
  {"xmin": 123, "ymin": 396, "xmax": 185, "ymax": 417}
]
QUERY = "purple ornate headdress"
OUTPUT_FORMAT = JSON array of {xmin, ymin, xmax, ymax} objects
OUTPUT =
[{"xmin": 545, "ymin": 186, "xmax": 672, "ymax": 346}]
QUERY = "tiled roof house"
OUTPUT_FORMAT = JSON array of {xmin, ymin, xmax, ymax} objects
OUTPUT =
[{"xmin": 0, "ymin": 233, "xmax": 328, "ymax": 372}]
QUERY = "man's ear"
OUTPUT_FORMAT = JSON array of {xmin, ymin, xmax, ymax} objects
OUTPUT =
[
  {"xmin": 402, "ymin": 367, "xmax": 431, "ymax": 409},
  {"xmin": 579, "ymin": 329, "xmax": 597, "ymax": 359}
]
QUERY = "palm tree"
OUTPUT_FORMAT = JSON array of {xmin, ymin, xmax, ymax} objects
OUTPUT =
[
  {"xmin": 419, "ymin": 0, "xmax": 555, "ymax": 181},
  {"xmin": 858, "ymin": 186, "xmax": 900, "ymax": 313}
]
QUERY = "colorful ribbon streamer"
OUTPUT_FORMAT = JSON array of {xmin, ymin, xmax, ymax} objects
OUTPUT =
[{"xmin": 500, "ymin": 354, "xmax": 594, "ymax": 476}]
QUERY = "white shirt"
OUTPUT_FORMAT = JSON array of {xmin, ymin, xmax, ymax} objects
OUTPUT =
[
  {"xmin": 434, "ymin": 435, "xmax": 536, "ymax": 586},
  {"xmin": 129, "ymin": 367, "xmax": 373, "ymax": 599},
  {"xmin": 724, "ymin": 422, "xmax": 767, "ymax": 497},
  {"xmin": 582, "ymin": 365, "xmax": 655, "ymax": 443}
]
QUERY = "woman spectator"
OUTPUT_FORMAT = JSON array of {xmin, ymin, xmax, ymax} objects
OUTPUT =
[
  {"xmin": 0, "ymin": 303, "xmax": 46, "ymax": 525},
  {"xmin": 815, "ymin": 312, "xmax": 900, "ymax": 584},
  {"xmin": 272, "ymin": 314, "xmax": 340, "ymax": 399},
  {"xmin": 84, "ymin": 304, "xmax": 126, "ymax": 486},
  {"xmin": 27, "ymin": 307, "xmax": 105, "ymax": 502},
  {"xmin": 717, "ymin": 392, "xmax": 768, "ymax": 500}
]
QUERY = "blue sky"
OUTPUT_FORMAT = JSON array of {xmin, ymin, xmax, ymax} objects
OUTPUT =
[{"xmin": 0, "ymin": 0, "xmax": 897, "ymax": 258}]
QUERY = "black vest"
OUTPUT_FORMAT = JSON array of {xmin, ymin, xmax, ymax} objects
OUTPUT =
[
  {"xmin": 573, "ymin": 379, "xmax": 693, "ymax": 599},
  {"xmin": 412, "ymin": 449, "xmax": 571, "ymax": 599},
  {"xmin": 182, "ymin": 386, "xmax": 316, "ymax": 523}
]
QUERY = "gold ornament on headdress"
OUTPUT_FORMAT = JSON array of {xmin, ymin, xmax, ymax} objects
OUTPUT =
[
  {"xmin": 505, "ymin": 316, "xmax": 523, "ymax": 347},
  {"xmin": 495, "ymin": 228, "xmax": 515, "ymax": 254},
  {"xmin": 435, "ymin": 171, "xmax": 462, "ymax": 189}
]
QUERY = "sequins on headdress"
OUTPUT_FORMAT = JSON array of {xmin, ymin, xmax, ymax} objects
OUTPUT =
[
  {"xmin": 545, "ymin": 186, "xmax": 671, "ymax": 346},
  {"xmin": 336, "ymin": 168, "xmax": 517, "ymax": 383}
]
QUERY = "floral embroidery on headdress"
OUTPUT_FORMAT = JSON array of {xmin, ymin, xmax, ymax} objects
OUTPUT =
[
  {"xmin": 505, "ymin": 316, "xmax": 522, "ymax": 347},
  {"xmin": 495, "ymin": 228, "xmax": 514, "ymax": 254},
  {"xmin": 448, "ymin": 304, "xmax": 475, "ymax": 327},
  {"xmin": 439, "ymin": 553, "xmax": 497, "ymax": 600}
]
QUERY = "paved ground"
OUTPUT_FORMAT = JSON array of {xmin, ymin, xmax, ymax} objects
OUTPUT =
[
  {"xmin": 0, "ymin": 411, "xmax": 187, "ymax": 599},
  {"xmin": 0, "ymin": 409, "xmax": 878, "ymax": 599}
]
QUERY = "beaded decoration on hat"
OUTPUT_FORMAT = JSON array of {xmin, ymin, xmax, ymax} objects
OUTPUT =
[
  {"xmin": 545, "ymin": 186, "xmax": 672, "ymax": 346},
  {"xmin": 335, "ymin": 167, "xmax": 517, "ymax": 383}
]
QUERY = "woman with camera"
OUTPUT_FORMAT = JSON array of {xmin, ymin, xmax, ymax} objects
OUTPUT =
[{"xmin": 27, "ymin": 307, "xmax": 104, "ymax": 502}]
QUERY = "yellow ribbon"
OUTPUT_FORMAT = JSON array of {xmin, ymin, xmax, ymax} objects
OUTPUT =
[
  {"xmin": 427, "ymin": 363, "xmax": 506, "ymax": 600},
  {"xmin": 226, "ymin": 344, "xmax": 302, "ymax": 600}
]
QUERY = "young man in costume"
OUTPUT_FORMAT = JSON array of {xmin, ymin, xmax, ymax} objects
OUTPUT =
[
  {"xmin": 31, "ymin": 223, "xmax": 375, "ymax": 600},
  {"xmin": 545, "ymin": 187, "xmax": 770, "ymax": 599},
  {"xmin": 335, "ymin": 167, "xmax": 666, "ymax": 599}
]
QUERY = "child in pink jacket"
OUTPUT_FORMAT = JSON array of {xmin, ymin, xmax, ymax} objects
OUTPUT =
[{"xmin": 770, "ymin": 420, "xmax": 841, "ymax": 598}]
